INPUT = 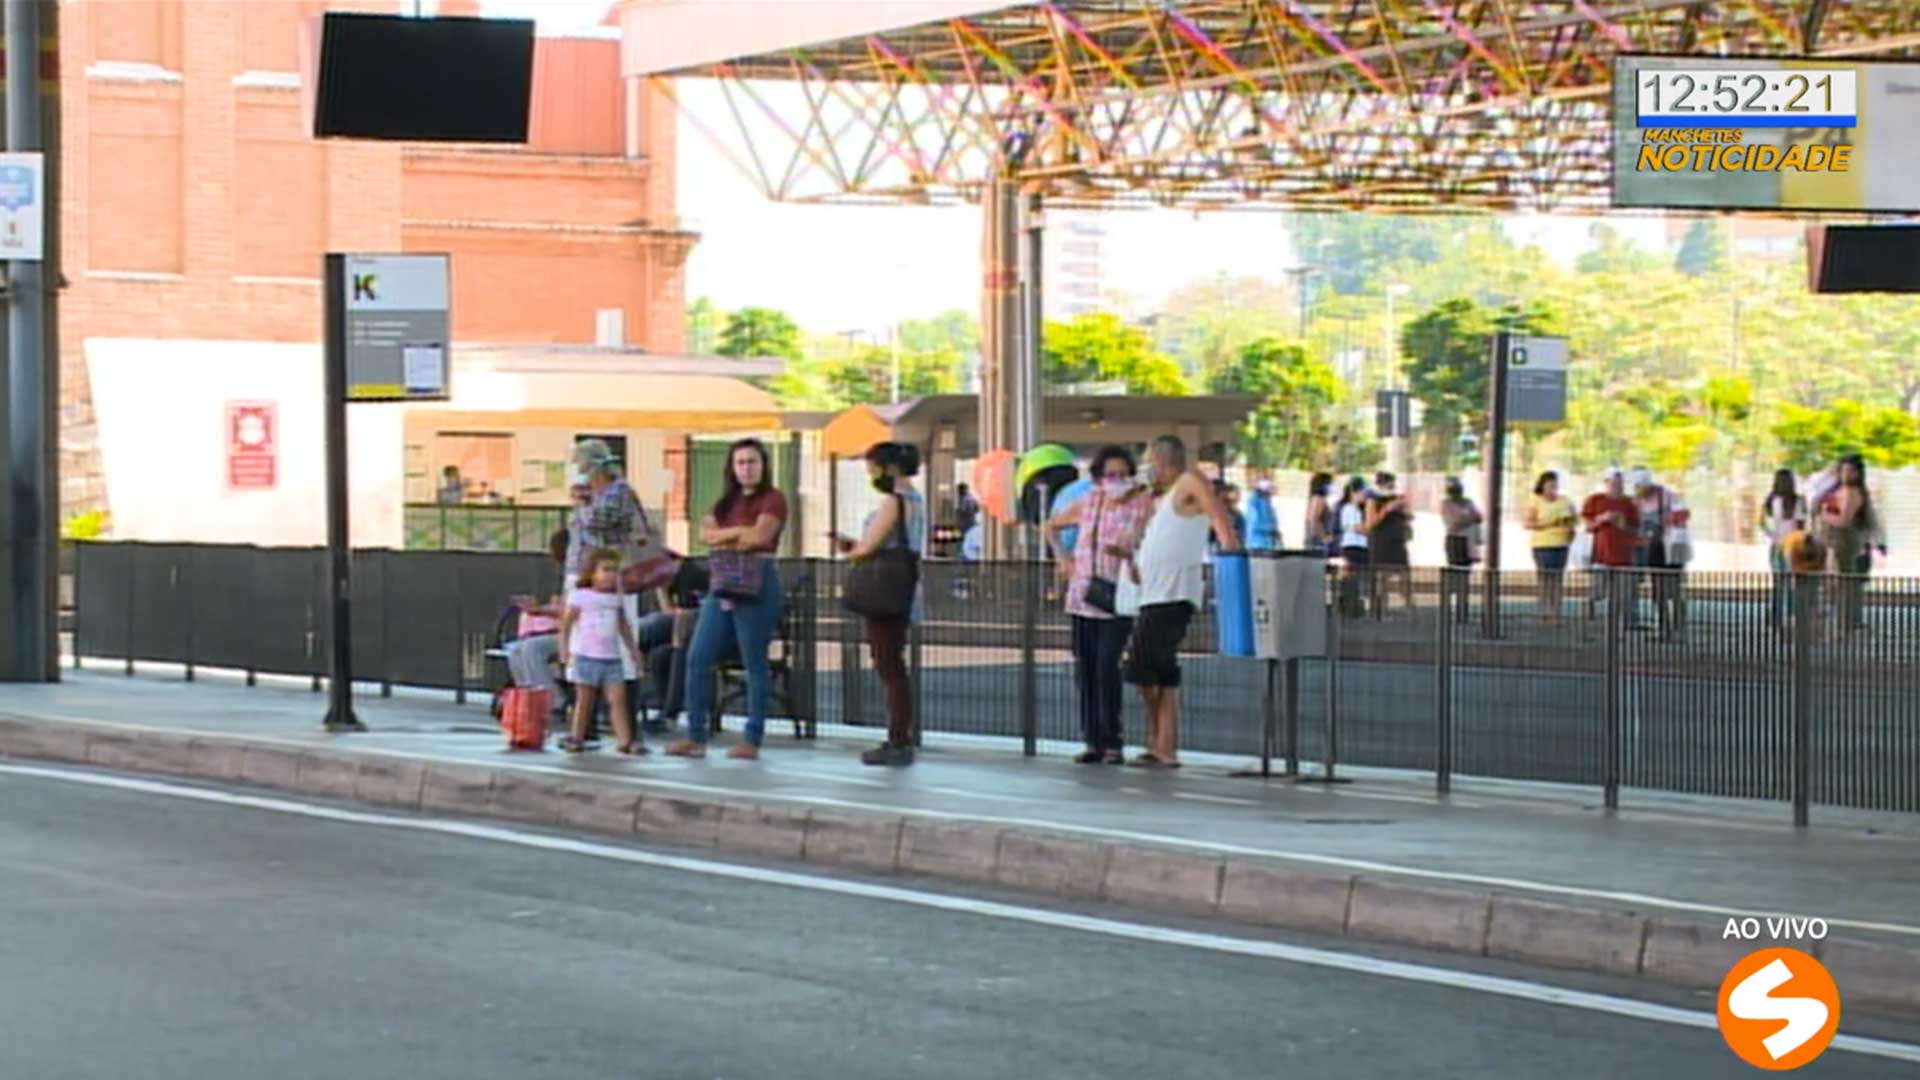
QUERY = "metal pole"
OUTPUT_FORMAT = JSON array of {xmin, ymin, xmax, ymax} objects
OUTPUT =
[
  {"xmin": 1481, "ymin": 331, "xmax": 1511, "ymax": 640},
  {"xmin": 5, "ymin": 0, "xmax": 59, "ymax": 682},
  {"xmin": 1019, "ymin": 559, "xmax": 1038, "ymax": 757},
  {"xmin": 1260, "ymin": 658, "xmax": 1274, "ymax": 777},
  {"xmin": 321, "ymin": 255, "xmax": 362, "ymax": 731},
  {"xmin": 1790, "ymin": 574, "xmax": 1814, "ymax": 827},
  {"xmin": 1282, "ymin": 657, "xmax": 1300, "ymax": 777},
  {"xmin": 1602, "ymin": 569, "xmax": 1622, "ymax": 811},
  {"xmin": 1435, "ymin": 573, "xmax": 1453, "ymax": 795}
]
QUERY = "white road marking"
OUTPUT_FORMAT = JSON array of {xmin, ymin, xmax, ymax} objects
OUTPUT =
[
  {"xmin": 1174, "ymin": 792, "xmax": 1260, "ymax": 807},
  {"xmin": 5, "ymin": 761, "xmax": 1917, "ymax": 1067},
  {"xmin": 9, "ymin": 712, "xmax": 1920, "ymax": 940}
]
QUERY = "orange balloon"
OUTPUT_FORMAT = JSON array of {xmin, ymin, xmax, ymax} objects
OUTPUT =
[{"xmin": 972, "ymin": 450, "xmax": 1017, "ymax": 525}]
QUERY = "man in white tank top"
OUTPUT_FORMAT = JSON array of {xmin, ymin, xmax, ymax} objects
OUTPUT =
[{"xmin": 1119, "ymin": 435, "xmax": 1242, "ymax": 767}]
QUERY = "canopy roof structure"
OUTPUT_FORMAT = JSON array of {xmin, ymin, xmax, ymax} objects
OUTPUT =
[{"xmin": 628, "ymin": 0, "xmax": 1920, "ymax": 212}]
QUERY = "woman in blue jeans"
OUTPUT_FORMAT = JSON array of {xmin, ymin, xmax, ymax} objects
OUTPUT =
[{"xmin": 667, "ymin": 439, "xmax": 789, "ymax": 760}]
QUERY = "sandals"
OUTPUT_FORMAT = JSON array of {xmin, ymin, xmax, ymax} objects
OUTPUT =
[
  {"xmin": 663, "ymin": 740, "xmax": 708, "ymax": 759},
  {"xmin": 617, "ymin": 742, "xmax": 651, "ymax": 757},
  {"xmin": 1128, "ymin": 753, "xmax": 1181, "ymax": 769},
  {"xmin": 557, "ymin": 737, "xmax": 587, "ymax": 754}
]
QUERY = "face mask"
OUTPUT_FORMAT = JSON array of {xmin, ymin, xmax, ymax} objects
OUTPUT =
[
  {"xmin": 569, "ymin": 468, "xmax": 589, "ymax": 486},
  {"xmin": 1102, "ymin": 478, "xmax": 1130, "ymax": 498}
]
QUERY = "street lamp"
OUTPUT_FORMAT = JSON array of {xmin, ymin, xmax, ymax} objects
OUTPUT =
[
  {"xmin": 1285, "ymin": 264, "xmax": 1317, "ymax": 339},
  {"xmin": 1383, "ymin": 282, "xmax": 1413, "ymax": 473}
]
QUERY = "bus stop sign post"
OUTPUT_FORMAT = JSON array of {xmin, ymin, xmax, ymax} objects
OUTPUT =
[{"xmin": 321, "ymin": 252, "xmax": 452, "ymax": 731}]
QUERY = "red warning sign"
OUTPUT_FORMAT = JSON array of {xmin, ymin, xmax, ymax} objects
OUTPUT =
[{"xmin": 227, "ymin": 401, "xmax": 277, "ymax": 490}]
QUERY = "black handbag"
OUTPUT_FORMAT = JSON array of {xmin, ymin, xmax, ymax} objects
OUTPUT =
[
  {"xmin": 1081, "ymin": 492, "xmax": 1118, "ymax": 614},
  {"xmin": 843, "ymin": 495, "xmax": 920, "ymax": 620}
]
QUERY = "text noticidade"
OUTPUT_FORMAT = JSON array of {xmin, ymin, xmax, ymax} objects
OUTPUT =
[{"xmin": 1634, "ymin": 130, "xmax": 1853, "ymax": 174}]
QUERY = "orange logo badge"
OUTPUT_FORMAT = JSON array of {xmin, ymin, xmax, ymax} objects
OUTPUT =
[{"xmin": 1717, "ymin": 948, "xmax": 1841, "ymax": 1070}]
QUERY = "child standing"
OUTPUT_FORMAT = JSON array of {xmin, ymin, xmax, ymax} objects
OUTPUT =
[{"xmin": 557, "ymin": 548, "xmax": 646, "ymax": 756}]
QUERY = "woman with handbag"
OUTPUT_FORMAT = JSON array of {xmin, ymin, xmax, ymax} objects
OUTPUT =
[
  {"xmin": 1044, "ymin": 446, "xmax": 1153, "ymax": 764},
  {"xmin": 667, "ymin": 439, "xmax": 789, "ymax": 760},
  {"xmin": 565, "ymin": 439, "xmax": 665, "ymax": 745},
  {"xmin": 835, "ymin": 442, "xmax": 927, "ymax": 767}
]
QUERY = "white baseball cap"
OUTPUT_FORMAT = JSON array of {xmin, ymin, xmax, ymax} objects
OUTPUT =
[{"xmin": 1626, "ymin": 466, "xmax": 1653, "ymax": 491}]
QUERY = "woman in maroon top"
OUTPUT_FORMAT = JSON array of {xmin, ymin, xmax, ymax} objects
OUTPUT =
[{"xmin": 666, "ymin": 439, "xmax": 789, "ymax": 759}]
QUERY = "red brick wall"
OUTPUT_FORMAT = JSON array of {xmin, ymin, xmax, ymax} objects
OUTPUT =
[{"xmin": 55, "ymin": 0, "xmax": 690, "ymax": 517}]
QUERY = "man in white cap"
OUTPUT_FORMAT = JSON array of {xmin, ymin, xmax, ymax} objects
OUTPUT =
[{"xmin": 1628, "ymin": 466, "xmax": 1690, "ymax": 638}]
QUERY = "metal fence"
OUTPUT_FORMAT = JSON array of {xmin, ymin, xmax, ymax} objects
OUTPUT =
[
  {"xmin": 70, "ymin": 542, "xmax": 1920, "ymax": 821},
  {"xmin": 403, "ymin": 504, "xmax": 571, "ymax": 552}
]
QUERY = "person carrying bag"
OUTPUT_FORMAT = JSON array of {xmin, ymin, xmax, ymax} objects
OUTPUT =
[{"xmin": 837, "ymin": 442, "xmax": 926, "ymax": 766}]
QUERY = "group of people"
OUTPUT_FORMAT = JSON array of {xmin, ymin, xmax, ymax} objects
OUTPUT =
[
  {"xmin": 506, "ymin": 437, "xmax": 794, "ymax": 761},
  {"xmin": 507, "ymin": 436, "xmax": 936, "ymax": 767},
  {"xmin": 1043, "ymin": 437, "xmax": 1244, "ymax": 768},
  {"xmin": 1759, "ymin": 454, "xmax": 1887, "ymax": 633}
]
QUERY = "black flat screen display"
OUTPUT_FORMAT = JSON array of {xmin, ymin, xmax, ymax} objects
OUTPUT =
[{"xmin": 314, "ymin": 13, "xmax": 534, "ymax": 143}]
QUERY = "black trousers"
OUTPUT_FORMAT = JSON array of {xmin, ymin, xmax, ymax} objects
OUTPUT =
[{"xmin": 1072, "ymin": 615, "xmax": 1133, "ymax": 752}]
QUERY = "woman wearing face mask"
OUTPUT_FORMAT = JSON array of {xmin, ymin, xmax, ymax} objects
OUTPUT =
[
  {"xmin": 563, "ymin": 439, "xmax": 662, "ymax": 745},
  {"xmin": 1045, "ymin": 446, "xmax": 1154, "ymax": 764},
  {"xmin": 835, "ymin": 442, "xmax": 927, "ymax": 766},
  {"xmin": 668, "ymin": 438, "xmax": 789, "ymax": 760}
]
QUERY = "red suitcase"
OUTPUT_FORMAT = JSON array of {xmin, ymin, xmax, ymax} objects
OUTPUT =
[{"xmin": 501, "ymin": 687, "xmax": 552, "ymax": 751}]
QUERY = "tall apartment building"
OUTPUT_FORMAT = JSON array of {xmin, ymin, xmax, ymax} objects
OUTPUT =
[{"xmin": 58, "ymin": 0, "xmax": 695, "ymax": 519}]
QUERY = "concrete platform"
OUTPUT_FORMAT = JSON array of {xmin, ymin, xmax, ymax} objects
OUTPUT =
[{"xmin": 3, "ymin": 667, "xmax": 1918, "ymax": 1015}]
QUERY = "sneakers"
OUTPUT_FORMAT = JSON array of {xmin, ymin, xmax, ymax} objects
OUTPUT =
[
  {"xmin": 861, "ymin": 743, "xmax": 915, "ymax": 767},
  {"xmin": 1073, "ymin": 749, "xmax": 1105, "ymax": 765},
  {"xmin": 726, "ymin": 743, "xmax": 761, "ymax": 761}
]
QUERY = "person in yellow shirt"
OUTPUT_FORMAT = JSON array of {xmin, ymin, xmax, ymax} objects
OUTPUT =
[{"xmin": 1524, "ymin": 470, "xmax": 1578, "ymax": 620}]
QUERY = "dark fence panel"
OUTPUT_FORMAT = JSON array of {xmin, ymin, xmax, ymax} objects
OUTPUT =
[
  {"xmin": 379, "ymin": 551, "xmax": 466, "ymax": 691},
  {"xmin": 187, "ymin": 545, "xmax": 266, "ymax": 673},
  {"xmin": 251, "ymin": 548, "xmax": 325, "ymax": 677},
  {"xmin": 73, "ymin": 542, "xmax": 132, "ymax": 661},
  {"xmin": 129, "ymin": 544, "xmax": 194, "ymax": 665}
]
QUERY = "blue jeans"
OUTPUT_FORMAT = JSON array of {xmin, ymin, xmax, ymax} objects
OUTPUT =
[{"xmin": 683, "ymin": 563, "xmax": 784, "ymax": 746}]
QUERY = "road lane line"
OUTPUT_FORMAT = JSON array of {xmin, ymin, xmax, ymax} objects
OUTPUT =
[
  {"xmin": 8, "ymin": 715, "xmax": 1920, "ymax": 940},
  {"xmin": 4, "ymin": 762, "xmax": 1916, "ymax": 1067}
]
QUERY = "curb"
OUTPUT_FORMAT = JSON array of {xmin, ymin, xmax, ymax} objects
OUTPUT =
[{"xmin": 2, "ymin": 715, "xmax": 1915, "ymax": 1018}]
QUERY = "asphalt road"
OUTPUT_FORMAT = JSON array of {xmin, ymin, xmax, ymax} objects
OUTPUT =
[{"xmin": 2, "ymin": 769, "xmax": 1913, "ymax": 1080}]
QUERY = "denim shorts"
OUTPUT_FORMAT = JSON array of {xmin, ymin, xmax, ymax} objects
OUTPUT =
[{"xmin": 569, "ymin": 656, "xmax": 623, "ymax": 689}]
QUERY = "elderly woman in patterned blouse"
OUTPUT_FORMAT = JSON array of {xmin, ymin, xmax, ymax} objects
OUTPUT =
[
  {"xmin": 1043, "ymin": 445, "xmax": 1155, "ymax": 765},
  {"xmin": 563, "ymin": 440, "xmax": 662, "ymax": 738}
]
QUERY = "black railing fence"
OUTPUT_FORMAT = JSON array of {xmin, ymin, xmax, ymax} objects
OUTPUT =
[{"xmin": 70, "ymin": 542, "xmax": 1920, "ymax": 822}]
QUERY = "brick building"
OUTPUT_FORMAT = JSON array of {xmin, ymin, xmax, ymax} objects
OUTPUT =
[{"xmin": 58, "ymin": 0, "xmax": 695, "ymax": 520}]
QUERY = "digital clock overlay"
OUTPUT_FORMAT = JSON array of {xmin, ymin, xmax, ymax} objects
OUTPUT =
[{"xmin": 1611, "ymin": 55, "xmax": 1920, "ymax": 213}]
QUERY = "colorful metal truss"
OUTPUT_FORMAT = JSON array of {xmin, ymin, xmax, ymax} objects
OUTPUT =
[{"xmin": 654, "ymin": 0, "xmax": 1920, "ymax": 212}]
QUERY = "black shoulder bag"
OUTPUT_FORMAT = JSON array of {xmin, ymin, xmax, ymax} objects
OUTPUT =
[{"xmin": 842, "ymin": 494, "xmax": 920, "ymax": 620}]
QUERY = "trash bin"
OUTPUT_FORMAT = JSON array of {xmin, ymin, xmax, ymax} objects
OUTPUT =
[
  {"xmin": 1213, "ymin": 552, "xmax": 1255, "ymax": 657},
  {"xmin": 1252, "ymin": 551, "xmax": 1328, "ymax": 660}
]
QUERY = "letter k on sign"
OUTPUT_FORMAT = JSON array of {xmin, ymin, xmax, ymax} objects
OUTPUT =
[
  {"xmin": 1716, "ymin": 948, "xmax": 1841, "ymax": 1070},
  {"xmin": 353, "ymin": 274, "xmax": 378, "ymax": 302}
]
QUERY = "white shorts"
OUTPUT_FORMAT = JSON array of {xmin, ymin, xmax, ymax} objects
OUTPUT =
[{"xmin": 563, "ymin": 573, "xmax": 640, "ymax": 681}]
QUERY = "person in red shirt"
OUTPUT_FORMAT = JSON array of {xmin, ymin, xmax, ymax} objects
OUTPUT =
[
  {"xmin": 1582, "ymin": 468, "xmax": 1641, "ymax": 622},
  {"xmin": 1582, "ymin": 468, "xmax": 1640, "ymax": 567}
]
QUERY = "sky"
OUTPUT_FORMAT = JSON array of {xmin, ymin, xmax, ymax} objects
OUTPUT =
[{"xmin": 483, "ymin": 1, "xmax": 1668, "ymax": 337}]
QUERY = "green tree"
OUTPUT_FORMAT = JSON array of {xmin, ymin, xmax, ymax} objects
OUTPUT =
[
  {"xmin": 1292, "ymin": 214, "xmax": 1491, "ymax": 296},
  {"xmin": 684, "ymin": 297, "xmax": 725, "ymax": 355},
  {"xmin": 1151, "ymin": 274, "xmax": 1299, "ymax": 384},
  {"xmin": 1041, "ymin": 312, "xmax": 1190, "ymax": 395},
  {"xmin": 1209, "ymin": 338, "xmax": 1347, "ymax": 469},
  {"xmin": 1399, "ymin": 298, "xmax": 1557, "ymax": 470},
  {"xmin": 1772, "ymin": 400, "xmax": 1920, "ymax": 473},
  {"xmin": 716, "ymin": 307, "xmax": 803, "ymax": 360},
  {"xmin": 1575, "ymin": 223, "xmax": 1664, "ymax": 276},
  {"xmin": 1673, "ymin": 219, "xmax": 1728, "ymax": 277},
  {"xmin": 898, "ymin": 310, "xmax": 980, "ymax": 356}
]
